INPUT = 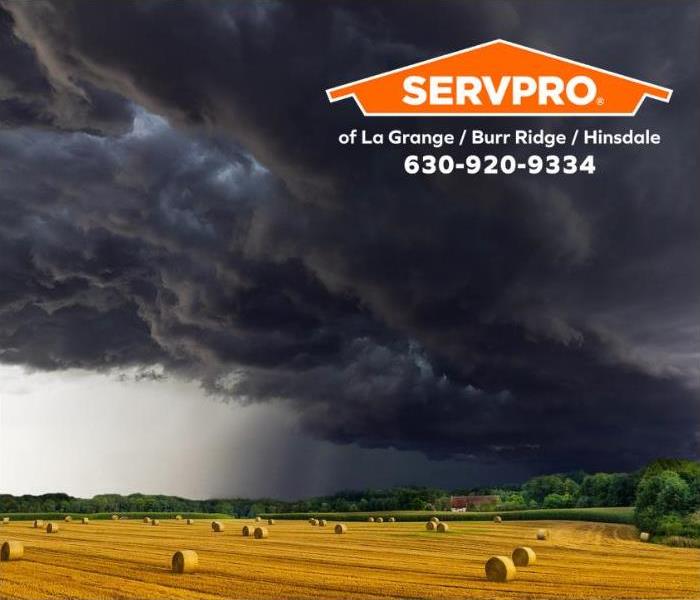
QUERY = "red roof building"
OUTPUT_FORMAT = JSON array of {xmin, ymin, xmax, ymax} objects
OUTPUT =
[{"xmin": 450, "ymin": 495, "xmax": 500, "ymax": 511}]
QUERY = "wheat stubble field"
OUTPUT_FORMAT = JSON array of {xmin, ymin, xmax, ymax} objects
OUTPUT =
[{"xmin": 0, "ymin": 518, "xmax": 698, "ymax": 600}]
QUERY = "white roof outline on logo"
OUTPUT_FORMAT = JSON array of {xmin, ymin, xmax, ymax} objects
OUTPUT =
[{"xmin": 325, "ymin": 39, "xmax": 673, "ymax": 117}]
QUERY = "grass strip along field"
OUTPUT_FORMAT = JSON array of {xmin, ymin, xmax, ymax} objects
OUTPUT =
[
  {"xmin": 263, "ymin": 506, "xmax": 635, "ymax": 524},
  {"xmin": 1, "ymin": 516, "xmax": 697, "ymax": 599},
  {"xmin": 0, "ymin": 512, "xmax": 229, "ymax": 522}
]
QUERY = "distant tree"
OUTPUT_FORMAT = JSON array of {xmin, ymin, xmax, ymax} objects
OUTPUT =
[
  {"xmin": 522, "ymin": 475, "xmax": 573, "ymax": 506},
  {"xmin": 634, "ymin": 470, "xmax": 692, "ymax": 532},
  {"xmin": 214, "ymin": 501, "xmax": 234, "ymax": 515},
  {"xmin": 435, "ymin": 496, "xmax": 451, "ymax": 511},
  {"xmin": 497, "ymin": 493, "xmax": 527, "ymax": 511},
  {"xmin": 542, "ymin": 493, "xmax": 575, "ymax": 509}
]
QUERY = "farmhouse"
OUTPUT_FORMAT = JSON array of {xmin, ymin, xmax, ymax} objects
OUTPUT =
[{"xmin": 450, "ymin": 495, "xmax": 500, "ymax": 512}]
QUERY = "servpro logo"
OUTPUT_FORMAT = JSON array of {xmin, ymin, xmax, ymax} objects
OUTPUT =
[{"xmin": 325, "ymin": 40, "xmax": 672, "ymax": 116}]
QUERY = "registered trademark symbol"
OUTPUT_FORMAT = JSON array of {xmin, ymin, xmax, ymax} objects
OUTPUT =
[{"xmin": 596, "ymin": 97, "xmax": 605, "ymax": 105}]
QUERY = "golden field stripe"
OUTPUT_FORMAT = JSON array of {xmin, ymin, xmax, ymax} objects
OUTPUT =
[{"xmin": 0, "ymin": 519, "xmax": 696, "ymax": 599}]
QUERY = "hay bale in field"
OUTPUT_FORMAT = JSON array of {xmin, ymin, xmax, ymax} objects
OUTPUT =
[
  {"xmin": 143, "ymin": 517, "xmax": 152, "ymax": 523},
  {"xmin": 255, "ymin": 516, "xmax": 261, "ymax": 522},
  {"xmin": 376, "ymin": 517, "xmax": 384, "ymax": 523},
  {"xmin": 186, "ymin": 519, "xmax": 194, "ymax": 525},
  {"xmin": 171, "ymin": 549, "xmax": 198, "ymax": 574},
  {"xmin": 493, "ymin": 515, "xmax": 502, "ymax": 523},
  {"xmin": 111, "ymin": 514, "xmax": 119, "ymax": 520},
  {"xmin": 253, "ymin": 526, "xmax": 269, "ymax": 539},
  {"xmin": 335, "ymin": 523, "xmax": 347, "ymax": 534},
  {"xmin": 512, "ymin": 546, "xmax": 536, "ymax": 566},
  {"xmin": 429, "ymin": 517, "xmax": 440, "ymax": 524},
  {"xmin": 211, "ymin": 520, "xmax": 224, "ymax": 532},
  {"xmin": 367, "ymin": 517, "xmax": 375, "ymax": 522},
  {"xmin": 2, "ymin": 517, "xmax": 9, "ymax": 524},
  {"xmin": 536, "ymin": 528, "xmax": 550, "ymax": 540},
  {"xmin": 310, "ymin": 518, "xmax": 319, "ymax": 526},
  {"xmin": 1, "ymin": 540, "xmax": 23, "ymax": 561},
  {"xmin": 33, "ymin": 519, "xmax": 44, "ymax": 528},
  {"xmin": 640, "ymin": 532, "xmax": 650, "ymax": 542},
  {"xmin": 175, "ymin": 515, "xmax": 182, "ymax": 520},
  {"xmin": 485, "ymin": 556, "xmax": 516, "ymax": 582},
  {"xmin": 152, "ymin": 519, "xmax": 161, "ymax": 526},
  {"xmin": 267, "ymin": 518, "xmax": 275, "ymax": 525},
  {"xmin": 81, "ymin": 517, "xmax": 89, "ymax": 524},
  {"xmin": 46, "ymin": 522, "xmax": 59, "ymax": 534},
  {"xmin": 319, "ymin": 519, "xmax": 327, "ymax": 527},
  {"xmin": 437, "ymin": 522, "xmax": 449, "ymax": 533},
  {"xmin": 426, "ymin": 521, "xmax": 437, "ymax": 531},
  {"xmin": 64, "ymin": 515, "xmax": 72, "ymax": 522},
  {"xmin": 388, "ymin": 517, "xmax": 396, "ymax": 523},
  {"xmin": 242, "ymin": 525, "xmax": 252, "ymax": 536}
]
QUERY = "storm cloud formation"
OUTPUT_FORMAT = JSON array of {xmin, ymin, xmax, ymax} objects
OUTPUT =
[{"xmin": 0, "ymin": 1, "xmax": 698, "ymax": 478}]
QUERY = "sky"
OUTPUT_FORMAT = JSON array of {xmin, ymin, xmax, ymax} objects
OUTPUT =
[{"xmin": 0, "ymin": 1, "xmax": 698, "ymax": 500}]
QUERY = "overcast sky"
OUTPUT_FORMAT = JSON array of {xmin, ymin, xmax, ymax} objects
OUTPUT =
[{"xmin": 0, "ymin": 1, "xmax": 698, "ymax": 499}]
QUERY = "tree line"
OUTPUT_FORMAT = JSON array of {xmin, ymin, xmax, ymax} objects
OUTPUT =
[{"xmin": 2, "ymin": 459, "xmax": 698, "ymax": 541}]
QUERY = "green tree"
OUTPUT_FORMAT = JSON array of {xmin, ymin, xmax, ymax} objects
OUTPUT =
[
  {"xmin": 543, "ymin": 493, "xmax": 574, "ymax": 508},
  {"xmin": 522, "ymin": 475, "xmax": 575, "ymax": 506},
  {"xmin": 634, "ymin": 470, "xmax": 692, "ymax": 532}
]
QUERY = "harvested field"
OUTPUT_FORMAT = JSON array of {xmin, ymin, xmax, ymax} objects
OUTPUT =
[{"xmin": 0, "ymin": 518, "xmax": 697, "ymax": 599}]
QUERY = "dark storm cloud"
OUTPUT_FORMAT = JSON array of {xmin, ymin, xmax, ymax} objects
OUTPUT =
[
  {"xmin": 0, "ymin": 5, "xmax": 133, "ymax": 133},
  {"xmin": 0, "ymin": 0, "xmax": 698, "ymax": 474}
]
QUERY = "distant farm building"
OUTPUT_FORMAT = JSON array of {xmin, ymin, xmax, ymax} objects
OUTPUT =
[{"xmin": 450, "ymin": 495, "xmax": 500, "ymax": 512}]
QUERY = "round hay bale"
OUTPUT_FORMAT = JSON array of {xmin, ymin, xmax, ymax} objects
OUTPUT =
[
  {"xmin": 253, "ymin": 526, "xmax": 269, "ymax": 539},
  {"xmin": 172, "ymin": 550, "xmax": 198, "ymax": 574},
  {"xmin": 267, "ymin": 518, "xmax": 275, "ymax": 525},
  {"xmin": 493, "ymin": 515, "xmax": 502, "ymax": 523},
  {"xmin": 640, "ymin": 532, "xmax": 650, "ymax": 542},
  {"xmin": 33, "ymin": 519, "xmax": 44, "ymax": 528},
  {"xmin": 437, "ymin": 522, "xmax": 449, "ymax": 533},
  {"xmin": 426, "ymin": 521, "xmax": 437, "ymax": 531},
  {"xmin": 319, "ymin": 519, "xmax": 327, "ymax": 527},
  {"xmin": 512, "ymin": 546, "xmax": 536, "ymax": 567},
  {"xmin": 64, "ymin": 515, "xmax": 72, "ymax": 522},
  {"xmin": 186, "ymin": 519, "xmax": 194, "ymax": 525},
  {"xmin": 429, "ymin": 517, "xmax": 440, "ymax": 524},
  {"xmin": 242, "ymin": 525, "xmax": 252, "ymax": 536},
  {"xmin": 152, "ymin": 519, "xmax": 160, "ymax": 526},
  {"xmin": 1, "ymin": 540, "xmax": 23, "ymax": 561},
  {"xmin": 211, "ymin": 520, "xmax": 224, "ymax": 532},
  {"xmin": 376, "ymin": 517, "xmax": 384, "ymax": 523},
  {"xmin": 255, "ymin": 516, "xmax": 261, "ymax": 522},
  {"xmin": 143, "ymin": 517, "xmax": 152, "ymax": 523},
  {"xmin": 334, "ymin": 523, "xmax": 348, "ymax": 534},
  {"xmin": 485, "ymin": 556, "xmax": 516, "ymax": 582},
  {"xmin": 82, "ymin": 517, "xmax": 89, "ymax": 524},
  {"xmin": 46, "ymin": 522, "xmax": 59, "ymax": 534},
  {"xmin": 111, "ymin": 514, "xmax": 119, "ymax": 520},
  {"xmin": 367, "ymin": 517, "xmax": 375, "ymax": 522},
  {"xmin": 536, "ymin": 528, "xmax": 550, "ymax": 540},
  {"xmin": 175, "ymin": 515, "xmax": 182, "ymax": 520},
  {"xmin": 310, "ymin": 518, "xmax": 319, "ymax": 526},
  {"xmin": 388, "ymin": 517, "xmax": 396, "ymax": 523},
  {"xmin": 2, "ymin": 517, "xmax": 9, "ymax": 524}
]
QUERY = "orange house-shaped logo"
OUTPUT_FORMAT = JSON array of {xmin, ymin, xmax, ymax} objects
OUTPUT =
[{"xmin": 326, "ymin": 40, "xmax": 671, "ymax": 116}]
